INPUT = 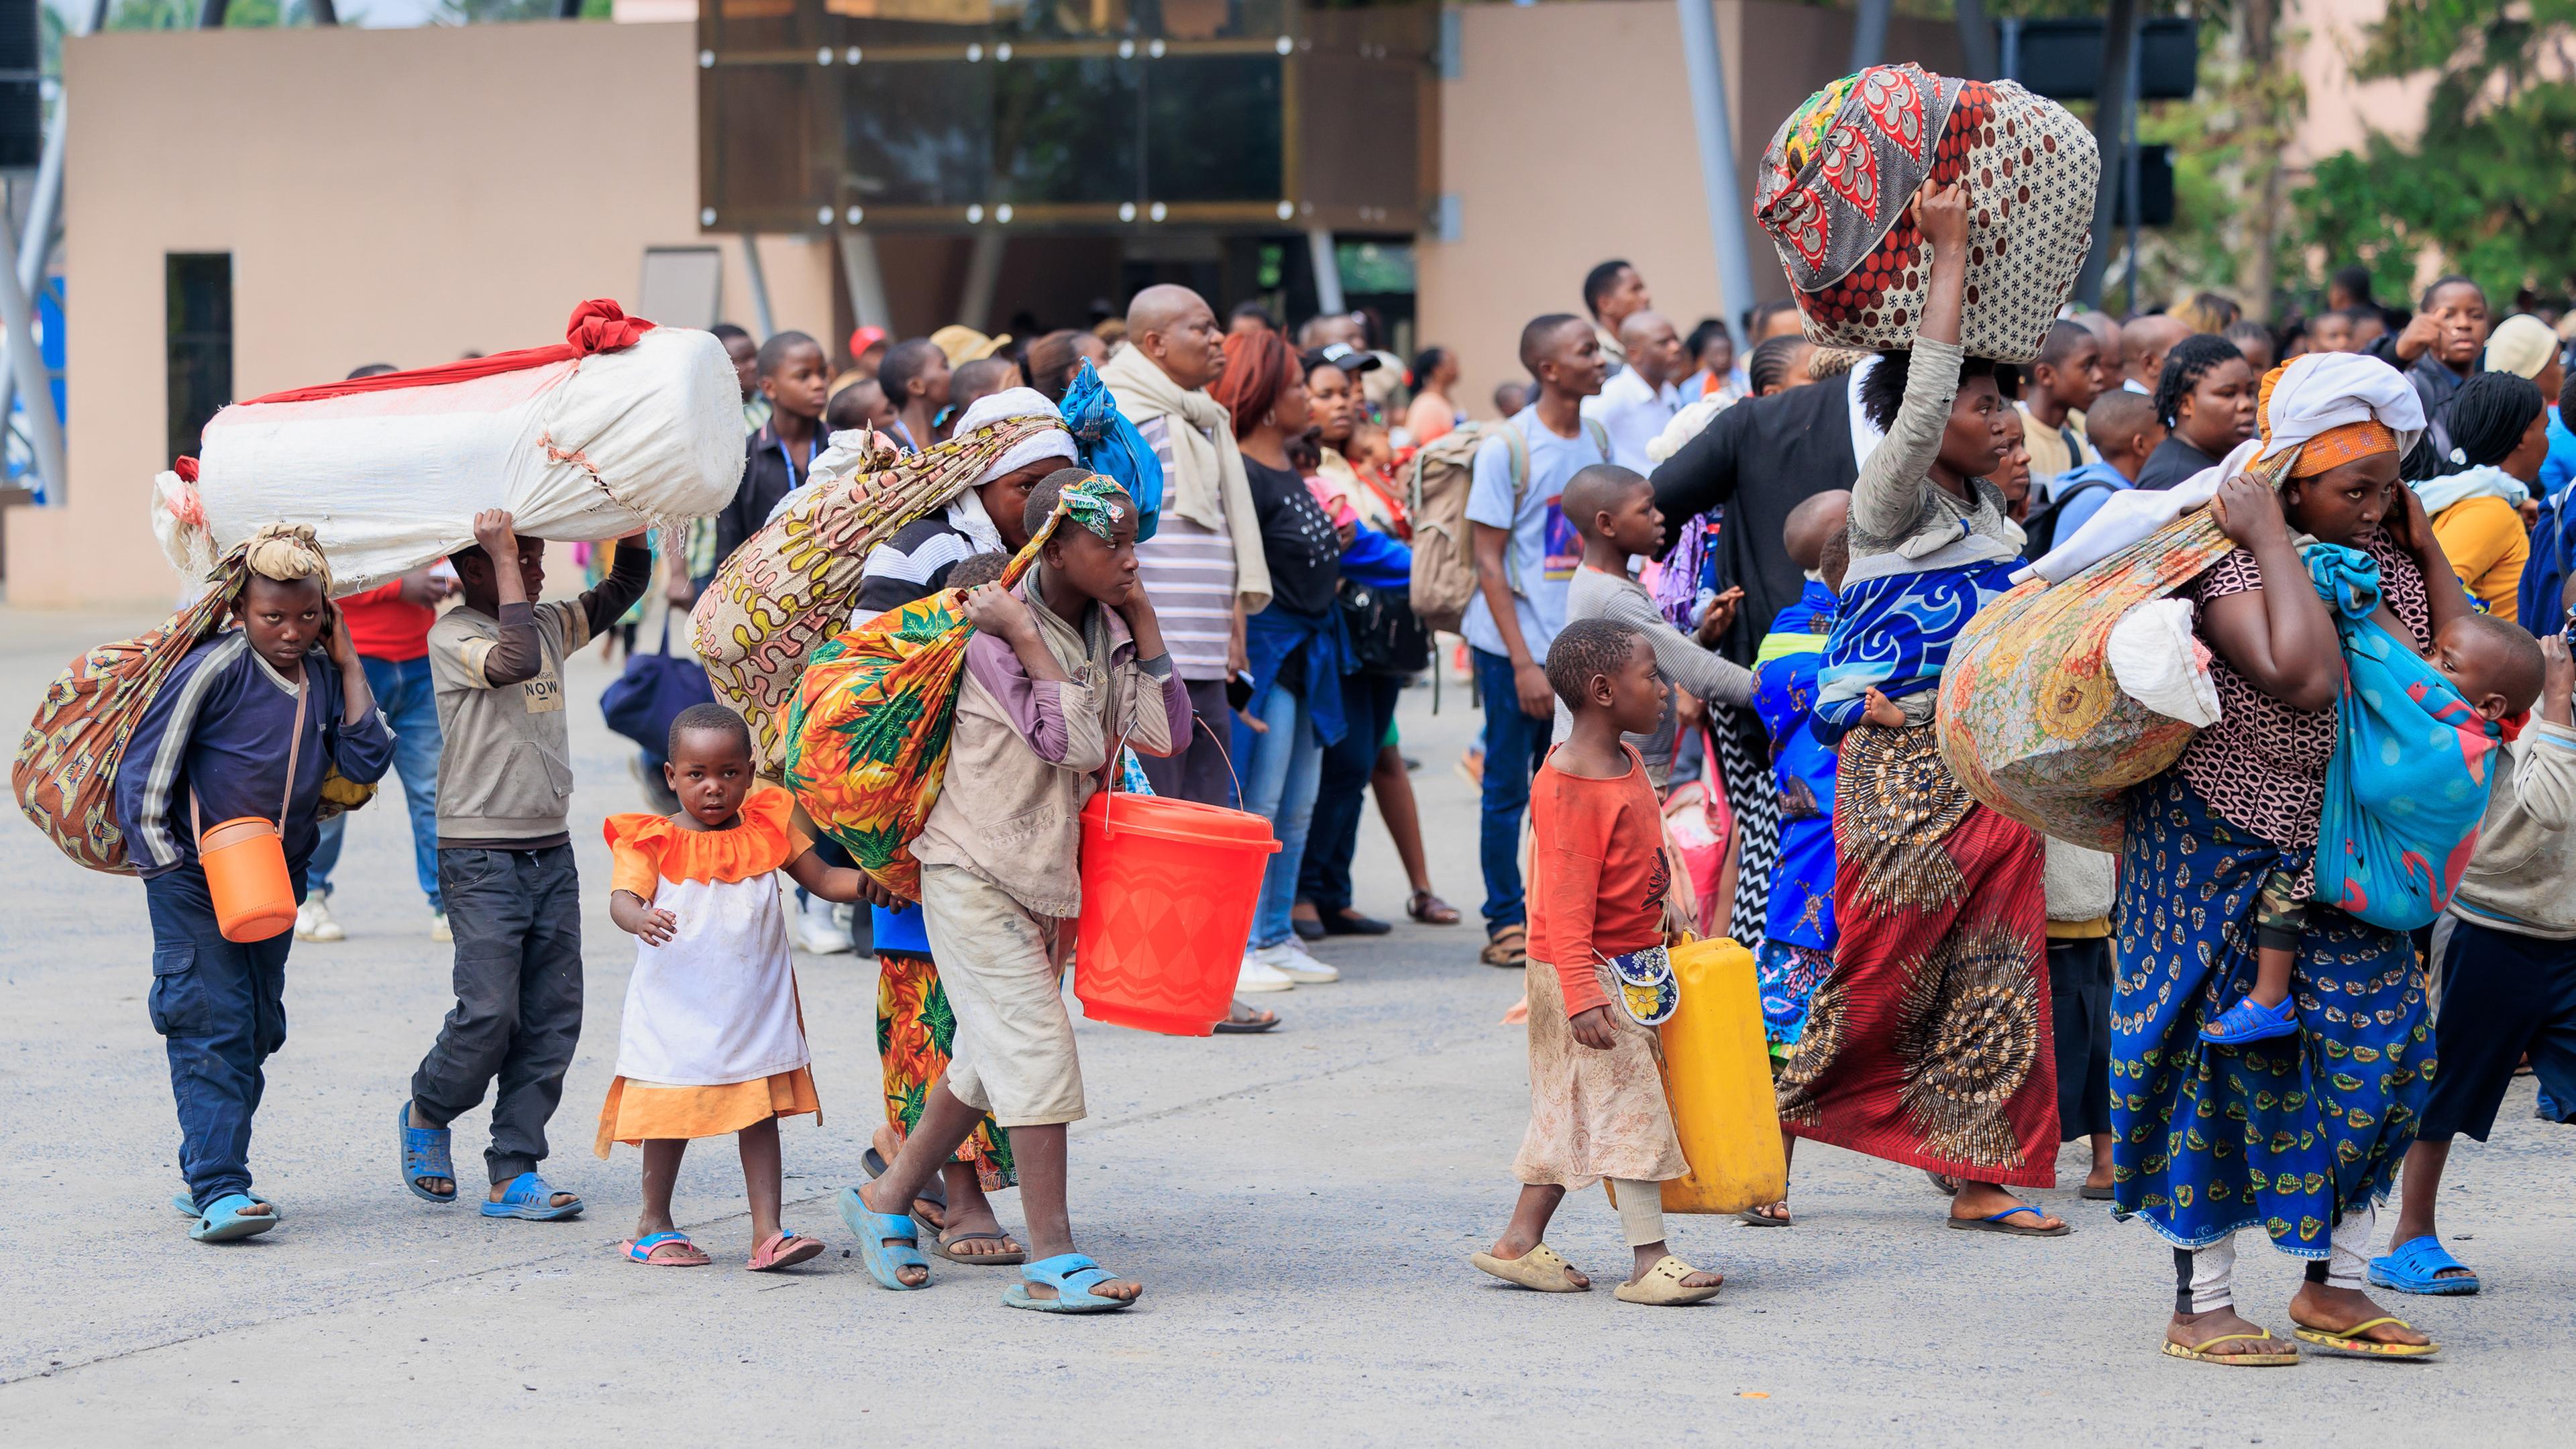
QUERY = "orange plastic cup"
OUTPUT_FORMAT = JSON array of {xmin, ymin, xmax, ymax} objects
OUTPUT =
[
  {"xmin": 1072, "ymin": 791, "xmax": 1280, "ymax": 1036},
  {"xmin": 199, "ymin": 816, "xmax": 298, "ymax": 943}
]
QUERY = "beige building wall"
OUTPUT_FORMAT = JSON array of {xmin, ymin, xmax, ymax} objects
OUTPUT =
[
  {"xmin": 17, "ymin": 5, "xmax": 1972, "ymax": 606},
  {"xmin": 13, "ymin": 20, "xmax": 839, "ymax": 608},
  {"xmin": 1415, "ymin": 1, "xmax": 1960, "ymax": 423}
]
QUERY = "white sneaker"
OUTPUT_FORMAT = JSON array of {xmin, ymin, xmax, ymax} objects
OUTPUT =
[
  {"xmin": 294, "ymin": 893, "xmax": 344, "ymax": 943},
  {"xmin": 795, "ymin": 895, "xmax": 852, "ymax": 955},
  {"xmin": 1236, "ymin": 954, "xmax": 1297, "ymax": 993},
  {"xmin": 1256, "ymin": 940, "xmax": 1340, "ymax": 984},
  {"xmin": 429, "ymin": 910, "xmax": 451, "ymax": 944}
]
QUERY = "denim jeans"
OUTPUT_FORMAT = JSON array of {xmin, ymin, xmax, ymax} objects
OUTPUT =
[
  {"xmin": 146, "ymin": 863, "xmax": 299, "ymax": 1208},
  {"xmin": 1242, "ymin": 680, "xmax": 1325, "ymax": 951},
  {"xmin": 1473, "ymin": 646, "xmax": 1553, "ymax": 933},
  {"xmin": 412, "ymin": 845, "xmax": 584, "ymax": 1185},
  {"xmin": 1298, "ymin": 672, "xmax": 1403, "ymax": 915},
  {"xmin": 309, "ymin": 653, "xmax": 444, "ymax": 912}
]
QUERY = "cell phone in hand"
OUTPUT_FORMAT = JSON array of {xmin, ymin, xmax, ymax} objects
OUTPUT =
[{"xmin": 1226, "ymin": 670, "xmax": 1256, "ymax": 710}]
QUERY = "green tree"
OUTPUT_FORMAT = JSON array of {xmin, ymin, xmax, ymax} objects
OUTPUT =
[{"xmin": 2296, "ymin": 0, "xmax": 2576, "ymax": 305}]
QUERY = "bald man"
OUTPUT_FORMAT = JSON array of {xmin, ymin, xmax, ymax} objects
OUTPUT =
[
  {"xmin": 1582, "ymin": 310, "xmax": 1687, "ymax": 472},
  {"xmin": 2120, "ymin": 314, "xmax": 2191, "ymax": 395}
]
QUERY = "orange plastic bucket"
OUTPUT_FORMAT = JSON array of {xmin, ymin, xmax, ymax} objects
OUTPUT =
[
  {"xmin": 1072, "ymin": 790, "xmax": 1280, "ymax": 1036},
  {"xmin": 199, "ymin": 816, "xmax": 298, "ymax": 943}
]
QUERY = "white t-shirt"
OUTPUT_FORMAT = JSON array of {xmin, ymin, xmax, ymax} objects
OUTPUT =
[
  {"xmin": 1460, "ymin": 407, "xmax": 1610, "ymax": 661},
  {"xmin": 1582, "ymin": 368, "xmax": 1684, "ymax": 473}
]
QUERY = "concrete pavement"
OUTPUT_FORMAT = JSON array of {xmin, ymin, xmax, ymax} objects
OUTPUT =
[{"xmin": 3, "ymin": 603, "xmax": 2570, "ymax": 1445}]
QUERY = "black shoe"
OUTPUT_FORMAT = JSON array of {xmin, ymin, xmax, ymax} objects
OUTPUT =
[
  {"xmin": 1291, "ymin": 914, "xmax": 1327, "ymax": 943},
  {"xmin": 1321, "ymin": 908, "xmax": 1393, "ymax": 936}
]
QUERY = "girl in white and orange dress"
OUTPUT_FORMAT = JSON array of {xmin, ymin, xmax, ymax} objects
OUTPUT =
[{"xmin": 595, "ymin": 704, "xmax": 893, "ymax": 1270}]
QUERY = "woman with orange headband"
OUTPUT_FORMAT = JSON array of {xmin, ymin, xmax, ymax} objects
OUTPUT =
[{"xmin": 2111, "ymin": 352, "xmax": 2469, "ymax": 1366}]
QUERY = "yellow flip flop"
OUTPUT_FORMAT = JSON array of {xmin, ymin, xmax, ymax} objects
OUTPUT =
[
  {"xmin": 2161, "ymin": 1330, "xmax": 2300, "ymax": 1366},
  {"xmin": 2292, "ymin": 1317, "xmax": 2441, "ymax": 1360},
  {"xmin": 1468, "ymin": 1242, "xmax": 1589, "ymax": 1292},
  {"xmin": 1615, "ymin": 1254, "xmax": 1723, "ymax": 1306}
]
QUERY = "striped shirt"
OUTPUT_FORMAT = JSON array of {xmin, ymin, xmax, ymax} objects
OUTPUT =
[{"xmin": 1134, "ymin": 413, "xmax": 1238, "ymax": 680}]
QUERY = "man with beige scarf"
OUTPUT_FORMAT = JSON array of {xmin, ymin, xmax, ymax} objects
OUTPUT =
[{"xmin": 1100, "ymin": 285, "xmax": 1275, "ymax": 806}]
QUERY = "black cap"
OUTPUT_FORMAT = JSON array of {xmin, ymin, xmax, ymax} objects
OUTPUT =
[{"xmin": 1303, "ymin": 342, "xmax": 1383, "ymax": 375}]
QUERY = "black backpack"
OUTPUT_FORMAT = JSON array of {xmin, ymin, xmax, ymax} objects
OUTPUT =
[{"xmin": 2019, "ymin": 476, "xmax": 2117, "ymax": 559}]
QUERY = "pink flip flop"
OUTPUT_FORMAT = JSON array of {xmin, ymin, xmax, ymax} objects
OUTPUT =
[{"xmin": 747, "ymin": 1229, "xmax": 826, "ymax": 1272}]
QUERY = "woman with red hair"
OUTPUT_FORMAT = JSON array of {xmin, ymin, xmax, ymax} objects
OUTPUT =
[{"xmin": 1211, "ymin": 329, "xmax": 1352, "ymax": 991}]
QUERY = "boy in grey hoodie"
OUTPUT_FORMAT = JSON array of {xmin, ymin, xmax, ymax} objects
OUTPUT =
[{"xmin": 2371, "ymin": 619, "xmax": 2576, "ymax": 1295}]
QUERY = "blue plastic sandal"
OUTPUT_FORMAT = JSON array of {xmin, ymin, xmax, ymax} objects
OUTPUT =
[
  {"xmin": 1004, "ymin": 1252, "xmax": 1139, "ymax": 1313},
  {"xmin": 2200, "ymin": 994, "xmax": 2298, "ymax": 1045},
  {"xmin": 2369, "ymin": 1234, "xmax": 2481, "ymax": 1295},
  {"xmin": 174, "ymin": 1191, "xmax": 280, "ymax": 1223},
  {"xmin": 186, "ymin": 1191, "xmax": 279, "ymax": 1244},
  {"xmin": 480, "ymin": 1171, "xmax": 582, "ymax": 1221},
  {"xmin": 838, "ymin": 1187, "xmax": 930, "ymax": 1291},
  {"xmin": 397, "ymin": 1100, "xmax": 458, "ymax": 1204}
]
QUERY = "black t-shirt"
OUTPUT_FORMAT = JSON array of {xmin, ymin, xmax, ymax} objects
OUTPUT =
[
  {"xmin": 1243, "ymin": 455, "xmax": 1341, "ymax": 617},
  {"xmin": 2136, "ymin": 435, "xmax": 2222, "ymax": 492}
]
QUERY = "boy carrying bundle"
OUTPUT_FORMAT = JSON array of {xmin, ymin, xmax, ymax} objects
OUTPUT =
[
  {"xmin": 117, "ymin": 525, "xmax": 395, "ymax": 1242},
  {"xmin": 843, "ymin": 469, "xmax": 1191, "ymax": 1313}
]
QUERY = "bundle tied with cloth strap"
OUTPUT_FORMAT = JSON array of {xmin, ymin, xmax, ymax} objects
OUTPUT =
[
  {"xmin": 782, "ymin": 473, "xmax": 1132, "ymax": 901},
  {"xmin": 16, "ymin": 523, "xmax": 371, "ymax": 874},
  {"xmin": 1935, "ymin": 353, "xmax": 2422, "ymax": 848},
  {"xmin": 694, "ymin": 390, "xmax": 1079, "ymax": 771}
]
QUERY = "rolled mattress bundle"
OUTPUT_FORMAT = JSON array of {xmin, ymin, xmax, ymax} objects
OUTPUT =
[{"xmin": 151, "ymin": 301, "xmax": 745, "ymax": 593}]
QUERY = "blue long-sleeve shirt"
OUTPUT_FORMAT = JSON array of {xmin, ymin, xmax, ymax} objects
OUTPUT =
[{"xmin": 115, "ymin": 631, "xmax": 395, "ymax": 879}]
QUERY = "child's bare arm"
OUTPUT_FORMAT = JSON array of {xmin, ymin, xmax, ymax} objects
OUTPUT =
[
  {"xmin": 784, "ymin": 847, "xmax": 902, "ymax": 908},
  {"xmin": 610, "ymin": 888, "xmax": 678, "ymax": 945}
]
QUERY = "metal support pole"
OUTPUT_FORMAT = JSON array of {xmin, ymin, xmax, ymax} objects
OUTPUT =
[
  {"xmin": 739, "ymin": 234, "xmax": 775, "ymax": 339},
  {"xmin": 1673, "ymin": 0, "xmax": 1762, "ymax": 349},
  {"xmin": 1306, "ymin": 227, "xmax": 1345, "ymax": 316},
  {"xmin": 837, "ymin": 231, "xmax": 893, "ymax": 333},
  {"xmin": 0, "ymin": 0, "xmax": 103, "ymax": 499},
  {"xmin": 2073, "ymin": 0, "xmax": 2139, "ymax": 309},
  {"xmin": 958, "ymin": 230, "xmax": 1006, "ymax": 333},
  {"xmin": 1847, "ymin": 0, "xmax": 1891, "ymax": 76},
  {"xmin": 197, "ymin": 0, "xmax": 228, "ymax": 25},
  {"xmin": 1951, "ymin": 0, "xmax": 1998, "ymax": 80},
  {"xmin": 0, "ymin": 250, "xmax": 64, "ymax": 502},
  {"xmin": 311, "ymin": 0, "xmax": 338, "ymax": 23},
  {"xmin": 2123, "ymin": 48, "xmax": 2143, "ymax": 316},
  {"xmin": 555, "ymin": 0, "xmax": 582, "ymax": 16}
]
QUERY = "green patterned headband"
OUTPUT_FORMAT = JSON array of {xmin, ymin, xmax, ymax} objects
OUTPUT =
[{"xmin": 1057, "ymin": 473, "xmax": 1132, "ymax": 543}]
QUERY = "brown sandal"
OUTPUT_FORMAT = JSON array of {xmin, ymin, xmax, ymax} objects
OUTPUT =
[
  {"xmin": 1480, "ymin": 923, "xmax": 1527, "ymax": 967},
  {"xmin": 1408, "ymin": 890, "xmax": 1461, "ymax": 925}
]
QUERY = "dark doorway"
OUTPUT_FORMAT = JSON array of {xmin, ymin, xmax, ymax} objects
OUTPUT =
[{"xmin": 166, "ymin": 252, "xmax": 232, "ymax": 465}]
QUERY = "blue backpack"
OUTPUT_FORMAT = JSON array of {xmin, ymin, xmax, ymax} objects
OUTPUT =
[
  {"xmin": 1060, "ymin": 359, "xmax": 1165, "ymax": 541},
  {"xmin": 2522, "ymin": 485, "xmax": 2575, "ymax": 633}
]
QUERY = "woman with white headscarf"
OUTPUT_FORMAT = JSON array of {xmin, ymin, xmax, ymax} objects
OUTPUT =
[{"xmin": 2112, "ymin": 351, "xmax": 2457, "ymax": 1366}]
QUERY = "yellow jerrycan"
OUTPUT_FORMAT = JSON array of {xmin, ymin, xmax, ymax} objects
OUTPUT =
[{"xmin": 1611, "ymin": 936, "xmax": 1788, "ymax": 1214}]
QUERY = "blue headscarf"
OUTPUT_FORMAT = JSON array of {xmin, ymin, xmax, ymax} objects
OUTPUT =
[{"xmin": 1060, "ymin": 359, "xmax": 1165, "ymax": 542}]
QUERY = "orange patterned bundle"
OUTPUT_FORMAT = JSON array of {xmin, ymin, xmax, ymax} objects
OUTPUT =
[{"xmin": 780, "ymin": 505, "xmax": 1071, "ymax": 900}]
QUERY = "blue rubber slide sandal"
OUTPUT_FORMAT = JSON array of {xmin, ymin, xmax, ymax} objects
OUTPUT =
[
  {"xmin": 1004, "ymin": 1252, "xmax": 1140, "ymax": 1313},
  {"xmin": 2200, "ymin": 994, "xmax": 2298, "ymax": 1045},
  {"xmin": 2369, "ymin": 1234, "xmax": 2481, "ymax": 1295},
  {"xmin": 838, "ymin": 1187, "xmax": 930, "ymax": 1291},
  {"xmin": 481, "ymin": 1171, "xmax": 582, "ymax": 1221},
  {"xmin": 186, "ymin": 1191, "xmax": 279, "ymax": 1244},
  {"xmin": 174, "ymin": 1192, "xmax": 280, "ymax": 1222},
  {"xmin": 398, "ymin": 1100, "xmax": 458, "ymax": 1204}
]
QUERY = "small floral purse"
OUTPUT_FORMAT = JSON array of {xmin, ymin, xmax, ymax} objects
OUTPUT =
[{"xmin": 1604, "ymin": 943, "xmax": 1678, "ymax": 1027}]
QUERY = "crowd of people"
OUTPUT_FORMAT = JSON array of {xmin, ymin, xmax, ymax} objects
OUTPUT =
[{"xmin": 99, "ymin": 189, "xmax": 2576, "ymax": 1345}]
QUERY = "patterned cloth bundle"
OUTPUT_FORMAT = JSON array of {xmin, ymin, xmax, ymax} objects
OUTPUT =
[{"xmin": 1754, "ymin": 64, "xmax": 2098, "ymax": 364}]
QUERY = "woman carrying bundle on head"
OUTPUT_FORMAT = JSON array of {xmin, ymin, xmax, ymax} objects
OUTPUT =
[
  {"xmin": 1772, "ymin": 178, "xmax": 2070, "ymax": 1239},
  {"xmin": 113, "ymin": 525, "xmax": 396, "ymax": 1243}
]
